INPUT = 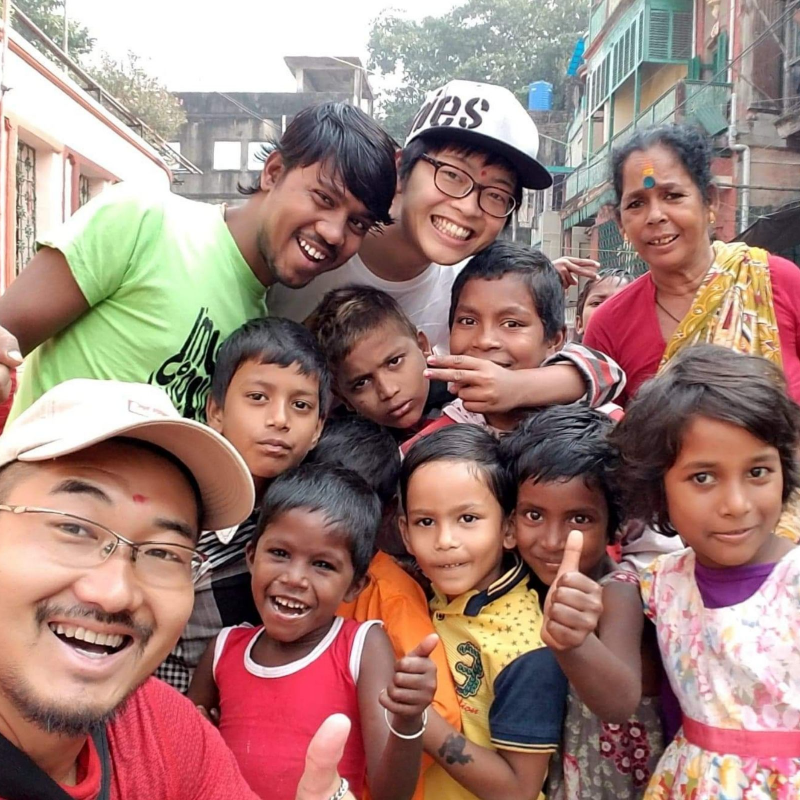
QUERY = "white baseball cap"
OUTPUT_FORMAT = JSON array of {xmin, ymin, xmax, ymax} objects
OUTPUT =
[
  {"xmin": 406, "ymin": 80, "xmax": 553, "ymax": 190},
  {"xmin": 0, "ymin": 379, "xmax": 255, "ymax": 531}
]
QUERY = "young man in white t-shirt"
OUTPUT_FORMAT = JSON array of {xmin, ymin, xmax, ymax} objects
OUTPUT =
[{"xmin": 270, "ymin": 80, "xmax": 605, "ymax": 411}]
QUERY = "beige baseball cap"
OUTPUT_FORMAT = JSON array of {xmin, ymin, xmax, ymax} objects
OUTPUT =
[{"xmin": 0, "ymin": 379, "xmax": 254, "ymax": 531}]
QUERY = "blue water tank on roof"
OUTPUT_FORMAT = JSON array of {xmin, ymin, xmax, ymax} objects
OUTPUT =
[{"xmin": 528, "ymin": 81, "xmax": 553, "ymax": 111}]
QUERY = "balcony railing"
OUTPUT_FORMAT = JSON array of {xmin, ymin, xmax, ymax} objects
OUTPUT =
[{"xmin": 564, "ymin": 80, "xmax": 730, "ymax": 204}]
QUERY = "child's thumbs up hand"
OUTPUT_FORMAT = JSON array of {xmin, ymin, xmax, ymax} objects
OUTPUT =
[
  {"xmin": 380, "ymin": 634, "xmax": 438, "ymax": 725},
  {"xmin": 541, "ymin": 530, "xmax": 604, "ymax": 653}
]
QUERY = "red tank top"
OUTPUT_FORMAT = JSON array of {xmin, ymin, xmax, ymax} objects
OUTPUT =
[{"xmin": 213, "ymin": 617, "xmax": 378, "ymax": 799}]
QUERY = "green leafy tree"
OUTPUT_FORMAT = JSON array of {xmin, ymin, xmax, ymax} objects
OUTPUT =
[
  {"xmin": 11, "ymin": 0, "xmax": 95, "ymax": 58},
  {"xmin": 88, "ymin": 51, "xmax": 186, "ymax": 140},
  {"xmin": 368, "ymin": 0, "xmax": 588, "ymax": 139}
]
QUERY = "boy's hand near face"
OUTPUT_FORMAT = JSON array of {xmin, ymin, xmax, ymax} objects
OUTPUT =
[
  {"xmin": 425, "ymin": 354, "xmax": 526, "ymax": 414},
  {"xmin": 380, "ymin": 633, "xmax": 438, "ymax": 732},
  {"xmin": 425, "ymin": 353, "xmax": 594, "ymax": 415},
  {"xmin": 552, "ymin": 256, "xmax": 600, "ymax": 288},
  {"xmin": 541, "ymin": 530, "xmax": 604, "ymax": 652}
]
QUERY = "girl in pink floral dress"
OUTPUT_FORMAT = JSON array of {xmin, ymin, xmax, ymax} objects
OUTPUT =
[{"xmin": 612, "ymin": 345, "xmax": 800, "ymax": 799}]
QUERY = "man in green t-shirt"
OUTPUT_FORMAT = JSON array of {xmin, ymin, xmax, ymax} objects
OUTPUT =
[{"xmin": 0, "ymin": 102, "xmax": 396, "ymax": 421}]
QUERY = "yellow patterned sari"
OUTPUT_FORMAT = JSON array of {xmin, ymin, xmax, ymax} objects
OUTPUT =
[{"xmin": 658, "ymin": 240, "xmax": 799, "ymax": 542}]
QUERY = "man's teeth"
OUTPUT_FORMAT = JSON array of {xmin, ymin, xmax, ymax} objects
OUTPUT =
[
  {"xmin": 298, "ymin": 238, "xmax": 326, "ymax": 261},
  {"xmin": 432, "ymin": 217, "xmax": 471, "ymax": 240},
  {"xmin": 650, "ymin": 235, "xmax": 677, "ymax": 246},
  {"xmin": 442, "ymin": 563, "xmax": 465, "ymax": 569},
  {"xmin": 49, "ymin": 623, "xmax": 124, "ymax": 649}
]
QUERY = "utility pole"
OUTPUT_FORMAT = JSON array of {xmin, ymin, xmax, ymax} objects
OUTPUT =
[{"xmin": 62, "ymin": 0, "xmax": 68, "ymax": 55}]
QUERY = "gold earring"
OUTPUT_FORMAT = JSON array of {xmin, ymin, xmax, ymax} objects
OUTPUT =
[{"xmin": 709, "ymin": 210, "xmax": 717, "ymax": 226}]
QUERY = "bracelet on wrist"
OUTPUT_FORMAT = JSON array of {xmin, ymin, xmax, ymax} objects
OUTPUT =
[
  {"xmin": 384, "ymin": 707, "xmax": 428, "ymax": 740},
  {"xmin": 328, "ymin": 777, "xmax": 349, "ymax": 800}
]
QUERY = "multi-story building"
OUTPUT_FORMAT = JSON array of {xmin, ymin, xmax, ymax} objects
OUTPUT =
[
  {"xmin": 560, "ymin": 0, "xmax": 800, "ymax": 268},
  {"xmin": 171, "ymin": 57, "xmax": 374, "ymax": 206}
]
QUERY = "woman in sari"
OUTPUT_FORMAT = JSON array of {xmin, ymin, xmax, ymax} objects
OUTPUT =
[
  {"xmin": 584, "ymin": 123, "xmax": 800, "ymax": 406},
  {"xmin": 584, "ymin": 121, "xmax": 800, "ymax": 539}
]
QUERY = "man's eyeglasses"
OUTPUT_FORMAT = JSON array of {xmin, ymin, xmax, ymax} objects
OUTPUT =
[
  {"xmin": 0, "ymin": 504, "xmax": 207, "ymax": 587},
  {"xmin": 419, "ymin": 154, "xmax": 517, "ymax": 219}
]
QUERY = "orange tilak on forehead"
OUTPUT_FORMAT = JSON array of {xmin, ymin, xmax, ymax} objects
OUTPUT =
[
  {"xmin": 642, "ymin": 164, "xmax": 656, "ymax": 189},
  {"xmin": 132, "ymin": 494, "xmax": 148, "ymax": 504}
]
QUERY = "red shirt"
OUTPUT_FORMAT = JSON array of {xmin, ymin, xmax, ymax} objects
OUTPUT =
[
  {"xmin": 32, "ymin": 678, "xmax": 259, "ymax": 800},
  {"xmin": 584, "ymin": 254, "xmax": 800, "ymax": 404},
  {"xmin": 214, "ymin": 619, "xmax": 373, "ymax": 800}
]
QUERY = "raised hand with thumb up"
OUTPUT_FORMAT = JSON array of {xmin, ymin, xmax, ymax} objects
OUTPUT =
[
  {"xmin": 379, "ymin": 633, "xmax": 439, "ymax": 734},
  {"xmin": 541, "ymin": 530, "xmax": 604, "ymax": 652}
]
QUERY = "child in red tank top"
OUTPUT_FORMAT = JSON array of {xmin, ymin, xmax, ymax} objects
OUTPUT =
[{"xmin": 188, "ymin": 464, "xmax": 438, "ymax": 800}]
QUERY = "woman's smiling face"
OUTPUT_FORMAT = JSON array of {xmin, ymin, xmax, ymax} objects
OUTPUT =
[{"xmin": 618, "ymin": 145, "xmax": 717, "ymax": 277}]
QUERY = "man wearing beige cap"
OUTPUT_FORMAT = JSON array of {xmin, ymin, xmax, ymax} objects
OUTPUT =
[{"xmin": 0, "ymin": 379, "xmax": 355, "ymax": 800}]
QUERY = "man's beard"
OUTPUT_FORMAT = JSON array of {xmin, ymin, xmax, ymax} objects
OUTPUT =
[
  {"xmin": 0, "ymin": 664, "xmax": 134, "ymax": 736},
  {"xmin": 0, "ymin": 602, "xmax": 155, "ymax": 736},
  {"xmin": 257, "ymin": 228, "xmax": 337, "ymax": 289}
]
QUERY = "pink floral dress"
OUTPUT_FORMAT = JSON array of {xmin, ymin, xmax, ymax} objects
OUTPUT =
[{"xmin": 641, "ymin": 546, "xmax": 800, "ymax": 799}]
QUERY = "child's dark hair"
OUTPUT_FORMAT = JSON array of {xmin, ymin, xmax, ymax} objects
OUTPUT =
[
  {"xmin": 211, "ymin": 317, "xmax": 332, "ymax": 414},
  {"xmin": 610, "ymin": 344, "xmax": 800, "ymax": 534},
  {"xmin": 305, "ymin": 416, "xmax": 400, "ymax": 507},
  {"xmin": 398, "ymin": 135, "xmax": 523, "ymax": 225},
  {"xmin": 253, "ymin": 463, "xmax": 381, "ymax": 582},
  {"xmin": 238, "ymin": 102, "xmax": 397, "ymax": 228},
  {"xmin": 400, "ymin": 424, "xmax": 514, "ymax": 514},
  {"xmin": 501, "ymin": 405, "xmax": 622, "ymax": 541},
  {"xmin": 611, "ymin": 123, "xmax": 714, "ymax": 209},
  {"xmin": 576, "ymin": 268, "xmax": 634, "ymax": 320},
  {"xmin": 307, "ymin": 286, "xmax": 418, "ymax": 378},
  {"xmin": 449, "ymin": 241, "xmax": 564, "ymax": 342}
]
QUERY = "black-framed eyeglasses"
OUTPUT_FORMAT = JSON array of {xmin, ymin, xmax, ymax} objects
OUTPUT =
[
  {"xmin": 0, "ymin": 504, "xmax": 208, "ymax": 587},
  {"xmin": 419, "ymin": 154, "xmax": 517, "ymax": 218}
]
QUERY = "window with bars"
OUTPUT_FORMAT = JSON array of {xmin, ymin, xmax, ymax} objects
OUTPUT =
[
  {"xmin": 15, "ymin": 142, "xmax": 36, "ymax": 277},
  {"xmin": 79, "ymin": 174, "xmax": 90, "ymax": 209},
  {"xmin": 596, "ymin": 220, "xmax": 649, "ymax": 274}
]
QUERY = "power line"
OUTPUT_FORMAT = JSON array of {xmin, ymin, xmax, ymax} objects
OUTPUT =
[
  {"xmin": 326, "ymin": 56, "xmax": 383, "ymax": 81},
  {"xmin": 215, "ymin": 92, "xmax": 270, "ymax": 125}
]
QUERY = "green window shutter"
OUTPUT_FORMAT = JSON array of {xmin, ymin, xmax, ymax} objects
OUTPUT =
[
  {"xmin": 639, "ymin": 14, "xmax": 645, "ymax": 61},
  {"xmin": 714, "ymin": 31, "xmax": 729, "ymax": 73},
  {"xmin": 622, "ymin": 28, "xmax": 630, "ymax": 77},
  {"xmin": 671, "ymin": 11, "xmax": 692, "ymax": 59},
  {"xmin": 649, "ymin": 9, "xmax": 671, "ymax": 59}
]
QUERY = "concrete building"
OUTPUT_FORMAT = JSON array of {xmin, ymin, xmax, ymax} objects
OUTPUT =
[
  {"xmin": 0, "ymin": 13, "xmax": 180, "ymax": 291},
  {"xmin": 172, "ymin": 57, "xmax": 373, "ymax": 205},
  {"xmin": 559, "ymin": 0, "xmax": 800, "ymax": 268}
]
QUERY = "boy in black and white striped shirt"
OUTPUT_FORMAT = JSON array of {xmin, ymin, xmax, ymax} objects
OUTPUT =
[{"xmin": 156, "ymin": 317, "xmax": 330, "ymax": 692}]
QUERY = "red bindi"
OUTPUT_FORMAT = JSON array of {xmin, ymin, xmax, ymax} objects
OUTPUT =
[{"xmin": 132, "ymin": 494, "xmax": 148, "ymax": 504}]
